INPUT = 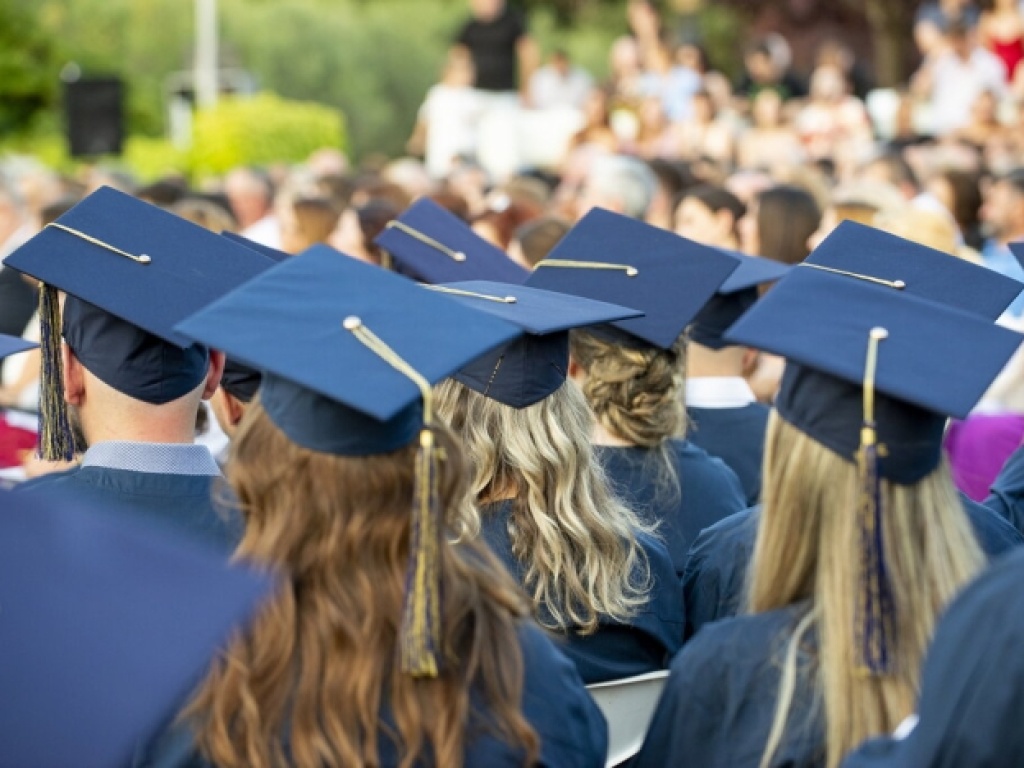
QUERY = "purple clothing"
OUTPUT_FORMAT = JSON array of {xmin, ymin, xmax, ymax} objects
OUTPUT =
[{"xmin": 945, "ymin": 414, "xmax": 1024, "ymax": 501}]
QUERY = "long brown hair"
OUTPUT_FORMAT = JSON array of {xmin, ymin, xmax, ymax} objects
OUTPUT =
[
  {"xmin": 188, "ymin": 402, "xmax": 539, "ymax": 768},
  {"xmin": 750, "ymin": 412, "xmax": 984, "ymax": 768}
]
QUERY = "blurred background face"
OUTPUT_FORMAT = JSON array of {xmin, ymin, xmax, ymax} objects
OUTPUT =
[
  {"xmin": 751, "ymin": 90, "xmax": 783, "ymax": 128},
  {"xmin": 674, "ymin": 197, "xmax": 731, "ymax": 246},
  {"xmin": 470, "ymin": 0, "xmax": 503, "ymax": 21}
]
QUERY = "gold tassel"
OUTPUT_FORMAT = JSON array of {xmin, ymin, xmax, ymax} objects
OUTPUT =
[
  {"xmin": 37, "ymin": 284, "xmax": 75, "ymax": 461},
  {"xmin": 343, "ymin": 315, "xmax": 443, "ymax": 677}
]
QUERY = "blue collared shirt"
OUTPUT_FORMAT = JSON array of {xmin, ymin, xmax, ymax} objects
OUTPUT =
[{"xmin": 80, "ymin": 441, "xmax": 221, "ymax": 476}]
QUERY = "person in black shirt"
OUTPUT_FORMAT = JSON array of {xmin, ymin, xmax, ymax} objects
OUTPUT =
[{"xmin": 454, "ymin": 0, "xmax": 537, "ymax": 99}]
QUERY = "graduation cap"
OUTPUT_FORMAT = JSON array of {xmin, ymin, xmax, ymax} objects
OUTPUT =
[
  {"xmin": 221, "ymin": 230, "xmax": 290, "ymax": 263},
  {"xmin": 4, "ymin": 186, "xmax": 278, "ymax": 461},
  {"xmin": 525, "ymin": 207, "xmax": 739, "ymax": 350},
  {"xmin": 428, "ymin": 281, "xmax": 643, "ymax": 408},
  {"xmin": 725, "ymin": 266, "xmax": 1023, "ymax": 675},
  {"xmin": 0, "ymin": 487, "xmax": 274, "ymax": 767},
  {"xmin": 1010, "ymin": 240, "xmax": 1024, "ymax": 272},
  {"xmin": 175, "ymin": 244, "xmax": 521, "ymax": 676},
  {"xmin": 373, "ymin": 197, "xmax": 529, "ymax": 284},
  {"xmin": 0, "ymin": 334, "xmax": 37, "ymax": 360},
  {"xmin": 688, "ymin": 250, "xmax": 790, "ymax": 350},
  {"xmin": 807, "ymin": 220, "xmax": 1024, "ymax": 320}
]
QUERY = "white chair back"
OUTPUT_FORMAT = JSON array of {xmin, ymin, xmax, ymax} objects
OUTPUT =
[{"xmin": 586, "ymin": 669, "xmax": 669, "ymax": 767}]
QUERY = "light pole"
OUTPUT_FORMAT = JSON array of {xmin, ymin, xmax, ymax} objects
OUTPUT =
[{"xmin": 194, "ymin": 0, "xmax": 219, "ymax": 108}]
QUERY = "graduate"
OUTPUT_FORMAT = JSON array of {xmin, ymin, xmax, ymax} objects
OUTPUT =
[
  {"xmin": 683, "ymin": 222, "xmax": 1024, "ymax": 638},
  {"xmin": 7, "ymin": 187, "xmax": 276, "ymax": 552},
  {"xmin": 685, "ymin": 251, "xmax": 789, "ymax": 505},
  {"xmin": 984, "ymin": 443, "xmax": 1024, "ymax": 534},
  {"xmin": 150, "ymin": 246, "xmax": 607, "ymax": 767},
  {"xmin": 841, "ymin": 547, "xmax": 1024, "ymax": 768},
  {"xmin": 0, "ymin": 487, "xmax": 273, "ymax": 768},
  {"xmin": 432, "ymin": 279, "xmax": 685, "ymax": 684},
  {"xmin": 634, "ymin": 264, "xmax": 1023, "ymax": 768},
  {"xmin": 527, "ymin": 207, "xmax": 747, "ymax": 575}
]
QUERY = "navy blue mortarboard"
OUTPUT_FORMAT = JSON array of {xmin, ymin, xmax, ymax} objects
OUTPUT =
[
  {"xmin": 373, "ymin": 197, "xmax": 529, "ymax": 284},
  {"xmin": 176, "ymin": 245, "xmax": 521, "ymax": 678},
  {"xmin": 808, "ymin": 220, "xmax": 1023, "ymax": 320},
  {"xmin": 0, "ymin": 334, "xmax": 36, "ymax": 360},
  {"xmin": 525, "ymin": 208, "xmax": 739, "ymax": 350},
  {"xmin": 688, "ymin": 250, "xmax": 790, "ymax": 350},
  {"xmin": 1010, "ymin": 240, "xmax": 1024, "ymax": 271},
  {"xmin": 221, "ymin": 230, "xmax": 290, "ymax": 262},
  {"xmin": 0, "ymin": 487, "xmax": 274, "ymax": 767},
  {"xmin": 5, "ymin": 186, "xmax": 277, "ymax": 460},
  {"xmin": 726, "ymin": 266, "xmax": 1022, "ymax": 481},
  {"xmin": 429, "ymin": 280, "xmax": 642, "ymax": 408},
  {"xmin": 727, "ymin": 266, "xmax": 1023, "ymax": 676}
]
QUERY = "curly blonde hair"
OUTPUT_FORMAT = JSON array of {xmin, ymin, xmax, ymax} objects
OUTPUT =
[{"xmin": 436, "ymin": 378, "xmax": 651, "ymax": 633}]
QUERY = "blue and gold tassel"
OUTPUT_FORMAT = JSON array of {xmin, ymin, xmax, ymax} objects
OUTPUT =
[
  {"xmin": 344, "ymin": 315, "xmax": 443, "ymax": 677},
  {"xmin": 855, "ymin": 327, "xmax": 893, "ymax": 676},
  {"xmin": 37, "ymin": 283, "xmax": 75, "ymax": 462}
]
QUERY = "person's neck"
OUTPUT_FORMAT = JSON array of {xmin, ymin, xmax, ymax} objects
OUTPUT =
[
  {"xmin": 82, "ymin": 410, "xmax": 197, "ymax": 447},
  {"xmin": 591, "ymin": 419, "xmax": 634, "ymax": 447},
  {"xmin": 687, "ymin": 343, "xmax": 745, "ymax": 378},
  {"xmin": 997, "ymin": 225, "xmax": 1024, "ymax": 247}
]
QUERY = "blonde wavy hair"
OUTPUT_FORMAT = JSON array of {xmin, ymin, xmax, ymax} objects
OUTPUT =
[
  {"xmin": 749, "ymin": 412, "xmax": 985, "ymax": 768},
  {"xmin": 187, "ymin": 401, "xmax": 539, "ymax": 768},
  {"xmin": 435, "ymin": 378, "xmax": 651, "ymax": 634}
]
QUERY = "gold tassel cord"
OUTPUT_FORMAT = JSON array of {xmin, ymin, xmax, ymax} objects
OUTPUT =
[
  {"xmin": 424, "ymin": 285, "xmax": 518, "ymax": 304},
  {"xmin": 37, "ymin": 285, "xmax": 75, "ymax": 461},
  {"xmin": 534, "ymin": 259, "xmax": 639, "ymax": 277},
  {"xmin": 45, "ymin": 223, "xmax": 153, "ymax": 264},
  {"xmin": 343, "ymin": 315, "xmax": 442, "ymax": 678},
  {"xmin": 385, "ymin": 220, "xmax": 466, "ymax": 263},
  {"xmin": 801, "ymin": 263, "xmax": 905, "ymax": 290},
  {"xmin": 855, "ymin": 326, "xmax": 893, "ymax": 676}
]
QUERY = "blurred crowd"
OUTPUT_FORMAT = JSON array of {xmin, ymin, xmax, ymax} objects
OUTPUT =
[{"xmin": 4, "ymin": 0, "xmax": 1024, "ymax": 483}]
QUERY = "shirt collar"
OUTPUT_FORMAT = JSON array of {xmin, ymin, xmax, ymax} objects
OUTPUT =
[
  {"xmin": 686, "ymin": 376, "xmax": 757, "ymax": 409},
  {"xmin": 80, "ymin": 441, "xmax": 222, "ymax": 476}
]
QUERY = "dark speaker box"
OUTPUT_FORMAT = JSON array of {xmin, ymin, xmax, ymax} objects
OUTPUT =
[{"xmin": 64, "ymin": 77, "xmax": 124, "ymax": 158}]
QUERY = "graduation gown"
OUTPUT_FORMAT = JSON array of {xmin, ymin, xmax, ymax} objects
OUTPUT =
[
  {"xmin": 137, "ymin": 623, "xmax": 608, "ymax": 768},
  {"xmin": 984, "ymin": 443, "xmax": 1024, "ymax": 537},
  {"xmin": 481, "ymin": 499, "xmax": 685, "ymax": 683},
  {"xmin": 596, "ymin": 439, "xmax": 746, "ymax": 579},
  {"xmin": 686, "ymin": 402, "xmax": 770, "ymax": 506},
  {"xmin": 633, "ymin": 604, "xmax": 825, "ymax": 768},
  {"xmin": 842, "ymin": 548, "xmax": 1024, "ymax": 768},
  {"xmin": 683, "ymin": 495, "xmax": 1024, "ymax": 640},
  {"xmin": 17, "ymin": 466, "xmax": 241, "ymax": 554}
]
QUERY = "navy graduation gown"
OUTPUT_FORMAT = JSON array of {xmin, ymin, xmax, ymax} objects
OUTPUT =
[
  {"xmin": 842, "ymin": 548, "xmax": 1024, "ymax": 768},
  {"xmin": 687, "ymin": 402, "xmax": 770, "ymax": 505},
  {"xmin": 137, "ymin": 623, "xmax": 608, "ymax": 768},
  {"xmin": 597, "ymin": 439, "xmax": 746, "ymax": 578},
  {"xmin": 684, "ymin": 495, "xmax": 1023, "ymax": 640},
  {"xmin": 634, "ymin": 604, "xmax": 825, "ymax": 768},
  {"xmin": 17, "ymin": 467, "xmax": 241, "ymax": 554},
  {"xmin": 984, "ymin": 444, "xmax": 1024, "ymax": 537},
  {"xmin": 480, "ymin": 500, "xmax": 684, "ymax": 683}
]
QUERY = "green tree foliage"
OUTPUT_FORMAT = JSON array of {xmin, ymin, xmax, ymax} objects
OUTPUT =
[{"xmin": 0, "ymin": 2, "xmax": 61, "ymax": 134}]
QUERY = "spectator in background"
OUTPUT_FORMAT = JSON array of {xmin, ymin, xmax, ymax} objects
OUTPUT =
[
  {"xmin": 472, "ymin": 195, "xmax": 543, "ymax": 251},
  {"xmin": 795, "ymin": 65, "xmax": 873, "ymax": 176},
  {"xmin": 279, "ymin": 197, "xmax": 340, "ymax": 255},
  {"xmin": 979, "ymin": 0, "xmax": 1024, "ymax": 82},
  {"xmin": 170, "ymin": 198, "xmax": 238, "ymax": 234},
  {"xmin": 735, "ymin": 39, "xmax": 805, "ymax": 101},
  {"xmin": 454, "ymin": 0, "xmax": 537, "ymax": 105},
  {"xmin": 223, "ymin": 167, "xmax": 280, "ymax": 248},
  {"xmin": 508, "ymin": 215, "xmax": 570, "ymax": 269},
  {"xmin": 673, "ymin": 90, "xmax": 736, "ymax": 166},
  {"xmin": 674, "ymin": 184, "xmax": 746, "ymax": 250},
  {"xmin": 979, "ymin": 168, "xmax": 1024, "ymax": 315},
  {"xmin": 913, "ymin": 20, "xmax": 1006, "ymax": 136},
  {"xmin": 926, "ymin": 168, "xmax": 985, "ymax": 248},
  {"xmin": 529, "ymin": 49, "xmax": 594, "ymax": 111},
  {"xmin": 575, "ymin": 154, "xmax": 656, "ymax": 220},
  {"xmin": 953, "ymin": 88, "xmax": 1012, "ymax": 147},
  {"xmin": 740, "ymin": 184, "xmax": 822, "ymax": 264},
  {"xmin": 330, "ymin": 198, "xmax": 401, "ymax": 267},
  {"xmin": 408, "ymin": 47, "xmax": 482, "ymax": 180},
  {"xmin": 737, "ymin": 89, "xmax": 805, "ymax": 171}
]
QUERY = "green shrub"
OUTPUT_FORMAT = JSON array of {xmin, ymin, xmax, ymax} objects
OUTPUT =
[{"xmin": 188, "ymin": 92, "xmax": 346, "ymax": 176}]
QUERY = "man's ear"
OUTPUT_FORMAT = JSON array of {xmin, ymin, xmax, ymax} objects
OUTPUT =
[
  {"xmin": 202, "ymin": 350, "xmax": 226, "ymax": 400},
  {"xmin": 567, "ymin": 354, "xmax": 584, "ymax": 383},
  {"xmin": 741, "ymin": 347, "xmax": 760, "ymax": 378},
  {"xmin": 223, "ymin": 391, "xmax": 247, "ymax": 427},
  {"xmin": 62, "ymin": 344, "xmax": 86, "ymax": 407}
]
